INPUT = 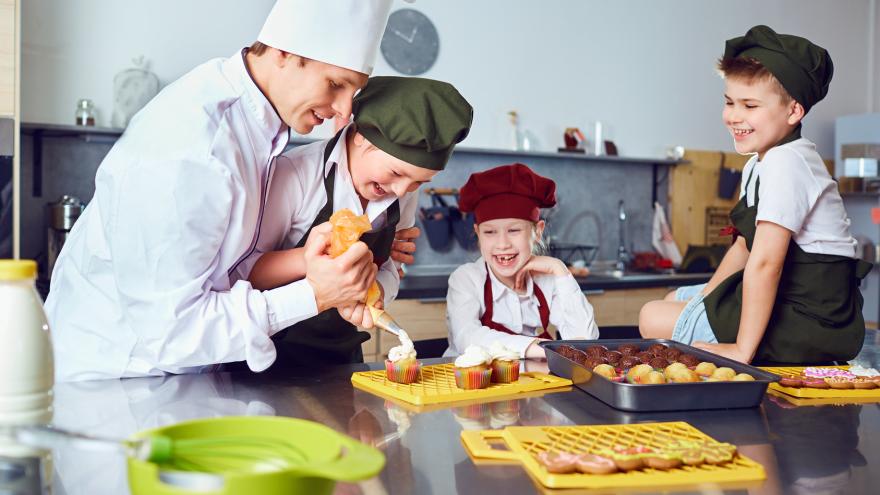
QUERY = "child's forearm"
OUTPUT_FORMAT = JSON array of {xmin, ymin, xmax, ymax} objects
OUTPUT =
[
  {"xmin": 702, "ymin": 237, "xmax": 749, "ymax": 295},
  {"xmin": 248, "ymin": 248, "xmax": 307, "ymax": 290},
  {"xmin": 735, "ymin": 255, "xmax": 784, "ymax": 361}
]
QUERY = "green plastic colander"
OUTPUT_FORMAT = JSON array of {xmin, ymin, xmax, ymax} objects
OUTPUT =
[{"xmin": 126, "ymin": 416, "xmax": 385, "ymax": 495}]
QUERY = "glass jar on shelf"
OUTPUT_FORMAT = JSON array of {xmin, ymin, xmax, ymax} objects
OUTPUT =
[{"xmin": 74, "ymin": 99, "xmax": 96, "ymax": 126}]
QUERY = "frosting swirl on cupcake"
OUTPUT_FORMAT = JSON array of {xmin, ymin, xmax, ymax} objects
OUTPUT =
[
  {"xmin": 388, "ymin": 329, "xmax": 417, "ymax": 363},
  {"xmin": 455, "ymin": 345, "xmax": 492, "ymax": 368},
  {"xmin": 488, "ymin": 341, "xmax": 520, "ymax": 362}
]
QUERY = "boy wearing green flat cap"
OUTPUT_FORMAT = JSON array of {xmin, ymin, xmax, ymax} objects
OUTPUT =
[
  {"xmin": 641, "ymin": 25, "xmax": 871, "ymax": 365},
  {"xmin": 240, "ymin": 76, "xmax": 473, "ymax": 367}
]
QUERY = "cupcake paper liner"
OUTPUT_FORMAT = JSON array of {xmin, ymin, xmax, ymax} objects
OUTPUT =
[
  {"xmin": 385, "ymin": 360, "xmax": 421, "ymax": 384},
  {"xmin": 454, "ymin": 368, "xmax": 492, "ymax": 389},
  {"xmin": 491, "ymin": 359, "xmax": 521, "ymax": 383}
]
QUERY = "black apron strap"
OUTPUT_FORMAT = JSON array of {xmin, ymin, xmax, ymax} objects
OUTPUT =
[{"xmin": 270, "ymin": 128, "xmax": 402, "ymax": 369}]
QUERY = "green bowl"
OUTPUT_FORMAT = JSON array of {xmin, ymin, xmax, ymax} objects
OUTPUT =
[{"xmin": 127, "ymin": 416, "xmax": 385, "ymax": 495}]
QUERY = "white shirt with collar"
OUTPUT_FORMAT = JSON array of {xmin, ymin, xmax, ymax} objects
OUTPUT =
[
  {"xmin": 444, "ymin": 258, "xmax": 599, "ymax": 357},
  {"xmin": 238, "ymin": 123, "xmax": 417, "ymax": 305},
  {"xmin": 45, "ymin": 49, "xmax": 320, "ymax": 382}
]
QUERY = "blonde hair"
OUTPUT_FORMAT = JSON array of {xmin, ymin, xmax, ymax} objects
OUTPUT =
[{"xmin": 530, "ymin": 222, "xmax": 547, "ymax": 255}]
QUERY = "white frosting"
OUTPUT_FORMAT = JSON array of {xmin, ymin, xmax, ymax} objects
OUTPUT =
[
  {"xmin": 386, "ymin": 406, "xmax": 412, "ymax": 434},
  {"xmin": 488, "ymin": 341, "xmax": 520, "ymax": 362},
  {"xmin": 850, "ymin": 364, "xmax": 880, "ymax": 377},
  {"xmin": 387, "ymin": 329, "xmax": 417, "ymax": 363},
  {"xmin": 454, "ymin": 345, "xmax": 492, "ymax": 368}
]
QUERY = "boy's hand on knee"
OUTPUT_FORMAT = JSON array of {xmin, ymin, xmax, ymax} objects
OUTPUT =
[{"xmin": 692, "ymin": 342, "xmax": 752, "ymax": 364}]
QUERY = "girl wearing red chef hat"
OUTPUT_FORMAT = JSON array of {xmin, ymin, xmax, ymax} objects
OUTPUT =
[{"xmin": 444, "ymin": 164, "xmax": 599, "ymax": 359}]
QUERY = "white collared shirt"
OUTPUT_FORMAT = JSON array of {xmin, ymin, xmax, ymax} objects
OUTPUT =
[
  {"xmin": 237, "ymin": 123, "xmax": 418, "ymax": 304},
  {"xmin": 444, "ymin": 258, "xmax": 599, "ymax": 357},
  {"xmin": 45, "ymin": 50, "xmax": 320, "ymax": 381}
]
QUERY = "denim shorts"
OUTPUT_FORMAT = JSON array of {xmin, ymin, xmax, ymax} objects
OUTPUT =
[{"xmin": 671, "ymin": 283, "xmax": 718, "ymax": 345}]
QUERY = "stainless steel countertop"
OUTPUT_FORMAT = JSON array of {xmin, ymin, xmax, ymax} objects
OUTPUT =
[{"xmin": 36, "ymin": 330, "xmax": 880, "ymax": 494}]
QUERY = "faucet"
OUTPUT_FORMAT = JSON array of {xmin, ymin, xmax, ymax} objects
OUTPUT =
[{"xmin": 616, "ymin": 200, "xmax": 629, "ymax": 272}]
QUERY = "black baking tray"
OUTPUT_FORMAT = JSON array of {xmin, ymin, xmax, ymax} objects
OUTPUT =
[{"xmin": 541, "ymin": 339, "xmax": 780, "ymax": 412}]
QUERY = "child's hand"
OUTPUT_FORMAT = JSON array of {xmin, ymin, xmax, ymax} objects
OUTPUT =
[
  {"xmin": 524, "ymin": 339, "xmax": 549, "ymax": 359},
  {"xmin": 515, "ymin": 256, "xmax": 569, "ymax": 291},
  {"xmin": 692, "ymin": 342, "xmax": 752, "ymax": 363},
  {"xmin": 391, "ymin": 227, "xmax": 420, "ymax": 266}
]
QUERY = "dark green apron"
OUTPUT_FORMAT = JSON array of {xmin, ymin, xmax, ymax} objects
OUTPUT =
[
  {"xmin": 703, "ymin": 163, "xmax": 872, "ymax": 364},
  {"xmin": 270, "ymin": 130, "xmax": 400, "ymax": 368}
]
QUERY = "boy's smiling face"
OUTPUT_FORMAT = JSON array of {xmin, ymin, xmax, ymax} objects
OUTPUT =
[
  {"xmin": 723, "ymin": 76, "xmax": 804, "ymax": 159},
  {"xmin": 347, "ymin": 132, "xmax": 437, "ymax": 202}
]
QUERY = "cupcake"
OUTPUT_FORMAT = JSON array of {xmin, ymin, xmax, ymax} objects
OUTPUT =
[
  {"xmin": 454, "ymin": 345, "xmax": 493, "ymax": 389},
  {"xmin": 488, "ymin": 341, "xmax": 522, "ymax": 383},
  {"xmin": 384, "ymin": 329, "xmax": 421, "ymax": 384}
]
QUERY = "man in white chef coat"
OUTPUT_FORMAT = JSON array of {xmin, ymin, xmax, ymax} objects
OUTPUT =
[{"xmin": 45, "ymin": 0, "xmax": 399, "ymax": 381}]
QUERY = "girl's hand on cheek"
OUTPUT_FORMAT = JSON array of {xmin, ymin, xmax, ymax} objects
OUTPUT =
[{"xmin": 515, "ymin": 256, "xmax": 569, "ymax": 290}]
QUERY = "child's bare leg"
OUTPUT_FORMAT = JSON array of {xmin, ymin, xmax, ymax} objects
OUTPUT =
[{"xmin": 639, "ymin": 301, "xmax": 688, "ymax": 339}]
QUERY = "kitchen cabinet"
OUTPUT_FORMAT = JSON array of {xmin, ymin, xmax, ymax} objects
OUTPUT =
[
  {"xmin": 586, "ymin": 287, "xmax": 671, "ymax": 327},
  {"xmin": 359, "ymin": 287, "xmax": 672, "ymax": 361},
  {"xmin": 668, "ymin": 149, "xmax": 749, "ymax": 255}
]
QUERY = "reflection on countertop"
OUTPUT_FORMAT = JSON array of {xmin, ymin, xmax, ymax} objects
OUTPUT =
[{"xmin": 31, "ymin": 330, "xmax": 880, "ymax": 495}]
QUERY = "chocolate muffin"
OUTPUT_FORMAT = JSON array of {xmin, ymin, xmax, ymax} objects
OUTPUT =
[
  {"xmin": 605, "ymin": 350, "xmax": 623, "ymax": 366},
  {"xmin": 585, "ymin": 345, "xmax": 608, "ymax": 358},
  {"xmin": 556, "ymin": 345, "xmax": 579, "ymax": 359},
  {"xmin": 647, "ymin": 343, "xmax": 668, "ymax": 356},
  {"xmin": 664, "ymin": 348, "xmax": 683, "ymax": 362},
  {"xmin": 678, "ymin": 354, "xmax": 701, "ymax": 367},
  {"xmin": 617, "ymin": 343, "xmax": 640, "ymax": 356},
  {"xmin": 619, "ymin": 356, "xmax": 641, "ymax": 369},
  {"xmin": 584, "ymin": 358, "xmax": 606, "ymax": 370},
  {"xmin": 636, "ymin": 351, "xmax": 654, "ymax": 364},
  {"xmin": 648, "ymin": 357, "xmax": 669, "ymax": 369}
]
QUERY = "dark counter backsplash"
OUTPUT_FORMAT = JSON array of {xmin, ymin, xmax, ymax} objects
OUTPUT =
[{"xmin": 19, "ymin": 132, "xmax": 670, "ymax": 277}]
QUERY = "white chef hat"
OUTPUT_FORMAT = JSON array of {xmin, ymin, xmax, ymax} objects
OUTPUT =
[{"xmin": 257, "ymin": 0, "xmax": 393, "ymax": 75}]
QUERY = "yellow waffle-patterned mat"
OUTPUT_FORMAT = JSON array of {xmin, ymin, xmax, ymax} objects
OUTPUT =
[
  {"xmin": 351, "ymin": 363, "xmax": 571, "ymax": 406},
  {"xmin": 761, "ymin": 366, "xmax": 880, "ymax": 400},
  {"xmin": 461, "ymin": 422, "xmax": 765, "ymax": 489}
]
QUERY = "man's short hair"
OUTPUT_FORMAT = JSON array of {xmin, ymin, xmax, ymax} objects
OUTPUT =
[{"xmin": 249, "ymin": 41, "xmax": 270, "ymax": 56}]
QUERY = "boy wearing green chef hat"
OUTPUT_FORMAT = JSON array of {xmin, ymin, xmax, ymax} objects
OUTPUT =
[
  {"xmin": 640, "ymin": 25, "xmax": 871, "ymax": 364},
  {"xmin": 238, "ymin": 76, "xmax": 473, "ymax": 368}
]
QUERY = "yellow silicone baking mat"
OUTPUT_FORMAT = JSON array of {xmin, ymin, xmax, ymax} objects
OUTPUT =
[
  {"xmin": 363, "ymin": 386, "xmax": 572, "ymax": 414},
  {"xmin": 351, "ymin": 363, "xmax": 572, "ymax": 406},
  {"xmin": 766, "ymin": 388, "xmax": 880, "ymax": 407},
  {"xmin": 461, "ymin": 422, "xmax": 765, "ymax": 489},
  {"xmin": 761, "ymin": 366, "xmax": 880, "ymax": 400}
]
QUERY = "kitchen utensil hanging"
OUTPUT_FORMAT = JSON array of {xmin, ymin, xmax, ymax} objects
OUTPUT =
[
  {"xmin": 419, "ymin": 193, "xmax": 453, "ymax": 251},
  {"xmin": 717, "ymin": 152, "xmax": 742, "ymax": 200}
]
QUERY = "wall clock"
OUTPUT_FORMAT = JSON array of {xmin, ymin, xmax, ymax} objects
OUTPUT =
[{"xmin": 380, "ymin": 8, "xmax": 440, "ymax": 76}]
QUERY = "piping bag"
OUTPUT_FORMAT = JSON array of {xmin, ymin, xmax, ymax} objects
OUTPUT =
[{"xmin": 329, "ymin": 209, "xmax": 406, "ymax": 338}]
